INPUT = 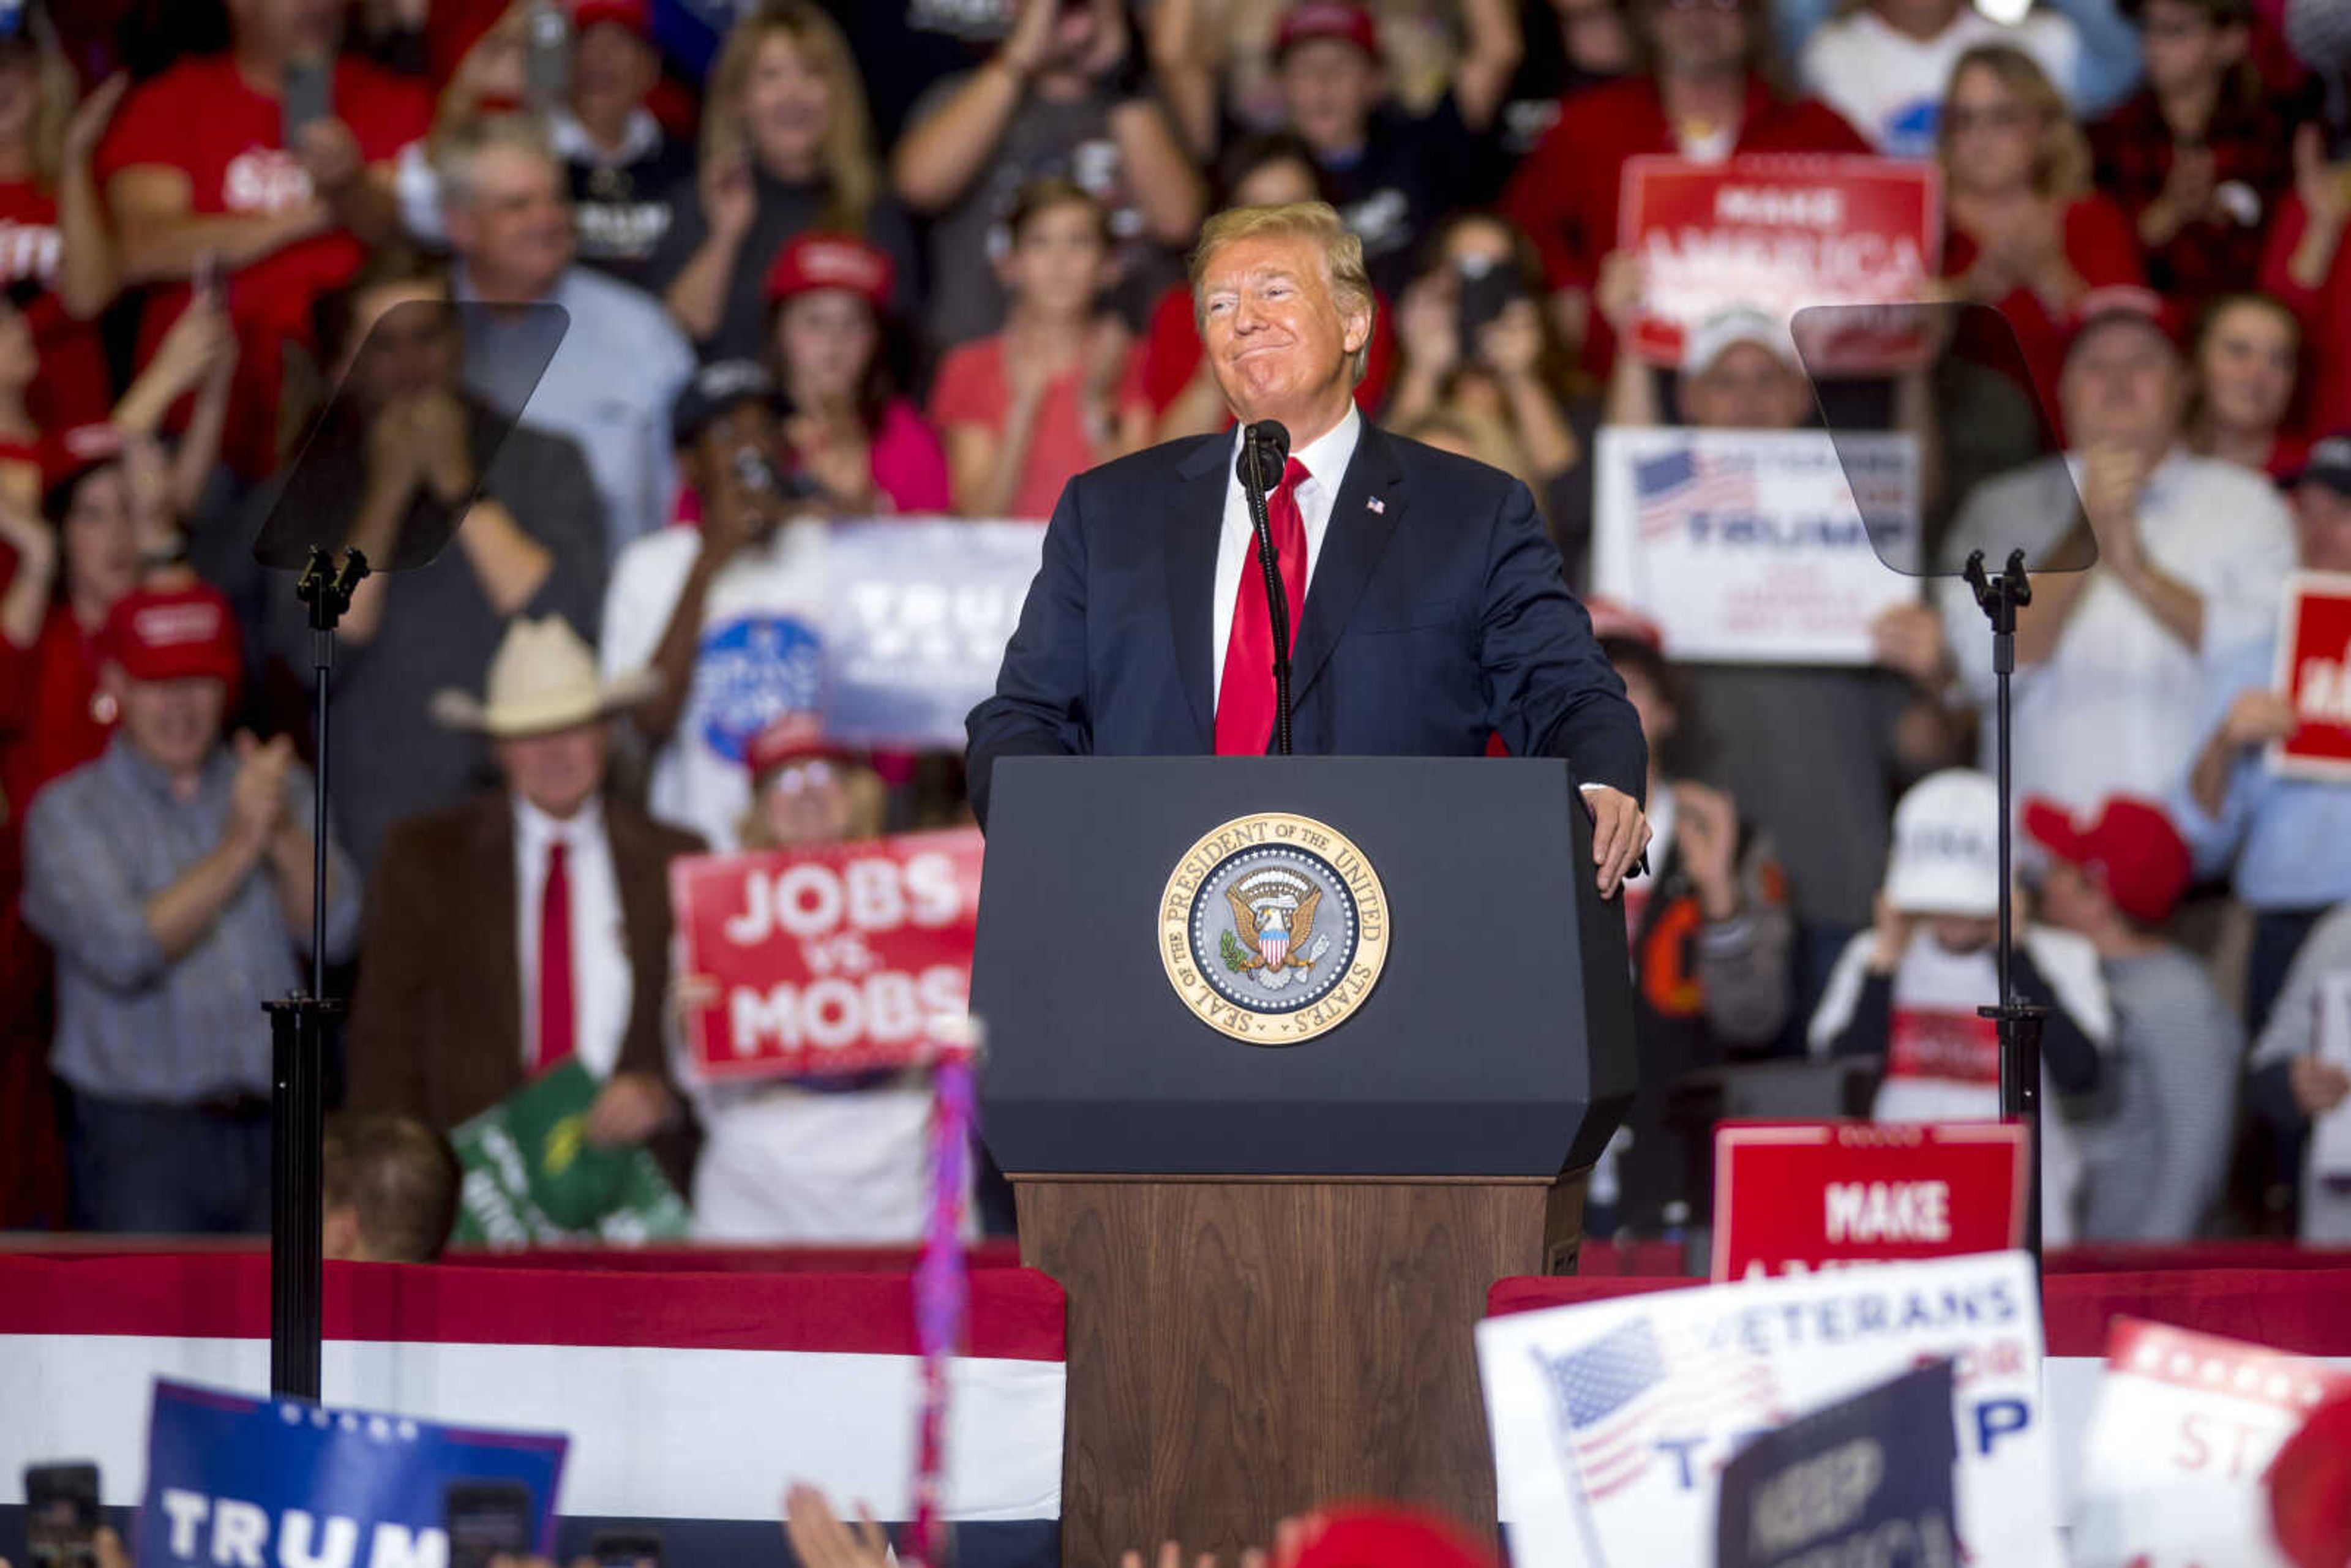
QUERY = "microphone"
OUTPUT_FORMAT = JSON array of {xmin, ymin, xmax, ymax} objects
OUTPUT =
[{"xmin": 1237, "ymin": 419, "xmax": 1295, "ymax": 756}]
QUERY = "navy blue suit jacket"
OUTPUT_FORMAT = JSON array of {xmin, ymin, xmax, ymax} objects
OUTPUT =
[{"xmin": 965, "ymin": 422, "xmax": 1646, "ymax": 824}]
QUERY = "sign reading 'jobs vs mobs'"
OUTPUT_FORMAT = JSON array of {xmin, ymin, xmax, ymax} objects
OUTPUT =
[{"xmin": 673, "ymin": 827, "xmax": 984, "ymax": 1081}]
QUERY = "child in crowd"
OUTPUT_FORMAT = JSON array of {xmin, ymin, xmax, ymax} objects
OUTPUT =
[
  {"xmin": 929, "ymin": 178, "xmax": 1153, "ymax": 520},
  {"xmin": 1810, "ymin": 769, "xmax": 2110, "ymax": 1243}
]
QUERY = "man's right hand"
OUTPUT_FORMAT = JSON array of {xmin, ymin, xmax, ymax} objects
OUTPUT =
[
  {"xmin": 227, "ymin": 732, "xmax": 296, "ymax": 853},
  {"xmin": 2292, "ymin": 1055, "xmax": 2351, "ymax": 1119},
  {"xmin": 2221, "ymin": 688, "xmax": 2299, "ymax": 752}
]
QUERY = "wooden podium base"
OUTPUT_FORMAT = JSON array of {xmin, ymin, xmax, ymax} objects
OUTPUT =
[{"xmin": 1013, "ymin": 1171, "xmax": 1587, "ymax": 1565}]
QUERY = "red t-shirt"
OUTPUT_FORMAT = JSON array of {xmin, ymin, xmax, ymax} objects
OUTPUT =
[
  {"xmin": 1942, "ymin": 196, "xmax": 2145, "ymax": 417},
  {"xmin": 1499, "ymin": 75, "xmax": 1869, "ymax": 372},
  {"xmin": 94, "ymin": 53, "xmax": 430, "ymax": 476},
  {"xmin": 2262, "ymin": 195, "xmax": 2351, "ymax": 441},
  {"xmin": 928, "ymin": 334, "xmax": 1152, "ymax": 521},
  {"xmin": 1140, "ymin": 282, "xmax": 1399, "ymax": 421},
  {"xmin": 0, "ymin": 182, "xmax": 112, "ymax": 431}
]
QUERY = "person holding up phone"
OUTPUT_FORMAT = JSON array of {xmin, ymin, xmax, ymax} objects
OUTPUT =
[
  {"xmin": 92, "ymin": 0, "xmax": 429, "ymax": 477},
  {"xmin": 1382, "ymin": 212, "xmax": 1588, "ymax": 538}
]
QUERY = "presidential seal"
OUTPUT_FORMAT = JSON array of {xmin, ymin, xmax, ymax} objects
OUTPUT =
[{"xmin": 1158, "ymin": 812, "xmax": 1390, "ymax": 1046}]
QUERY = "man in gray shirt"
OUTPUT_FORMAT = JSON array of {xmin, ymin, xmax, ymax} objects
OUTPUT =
[
  {"xmin": 263, "ymin": 254, "xmax": 609, "ymax": 872},
  {"xmin": 2027, "ymin": 793, "xmax": 2241, "ymax": 1239},
  {"xmin": 23, "ymin": 583, "xmax": 360, "ymax": 1233}
]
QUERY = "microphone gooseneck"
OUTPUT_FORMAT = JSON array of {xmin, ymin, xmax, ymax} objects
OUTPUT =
[{"xmin": 1238, "ymin": 421, "xmax": 1295, "ymax": 757}]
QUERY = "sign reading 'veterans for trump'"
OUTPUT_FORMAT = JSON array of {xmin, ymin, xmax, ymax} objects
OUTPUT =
[
  {"xmin": 673, "ymin": 827, "xmax": 984, "ymax": 1081},
  {"xmin": 2270, "ymin": 571, "xmax": 2351, "ymax": 782},
  {"xmin": 1618, "ymin": 156, "xmax": 1941, "ymax": 372},
  {"xmin": 1710, "ymin": 1120, "xmax": 2028, "ymax": 1282},
  {"xmin": 1478, "ymin": 1252, "xmax": 2060, "ymax": 1568}
]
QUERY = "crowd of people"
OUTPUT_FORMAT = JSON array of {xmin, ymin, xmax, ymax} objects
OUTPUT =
[{"xmin": 2, "ymin": 0, "xmax": 2350, "ymax": 1250}]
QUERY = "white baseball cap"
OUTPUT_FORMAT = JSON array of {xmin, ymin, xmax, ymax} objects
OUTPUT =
[
  {"xmin": 1884, "ymin": 769, "xmax": 2001, "ymax": 918},
  {"xmin": 1681, "ymin": 304, "xmax": 1800, "ymax": 377}
]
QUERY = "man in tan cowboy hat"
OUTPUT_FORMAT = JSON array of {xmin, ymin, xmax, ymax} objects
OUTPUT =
[{"xmin": 348, "ymin": 617, "xmax": 704, "ymax": 1185}]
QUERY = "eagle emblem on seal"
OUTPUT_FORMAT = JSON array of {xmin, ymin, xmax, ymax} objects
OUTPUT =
[{"xmin": 1221, "ymin": 868, "xmax": 1329, "ymax": 989}]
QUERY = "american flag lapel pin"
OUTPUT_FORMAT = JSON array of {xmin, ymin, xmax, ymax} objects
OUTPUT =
[{"xmin": 1367, "ymin": 495, "xmax": 1385, "ymax": 514}]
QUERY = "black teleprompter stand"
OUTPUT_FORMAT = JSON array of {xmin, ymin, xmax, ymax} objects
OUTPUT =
[
  {"xmin": 264, "ymin": 544, "xmax": 370, "ymax": 1401},
  {"xmin": 1963, "ymin": 546, "xmax": 2049, "ymax": 1271}
]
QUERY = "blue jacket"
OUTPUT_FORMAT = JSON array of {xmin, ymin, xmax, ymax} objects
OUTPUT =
[{"xmin": 966, "ymin": 424, "xmax": 1646, "ymax": 823}]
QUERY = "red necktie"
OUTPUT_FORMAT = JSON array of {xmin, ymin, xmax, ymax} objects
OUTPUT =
[
  {"xmin": 535, "ymin": 838, "xmax": 576, "ymax": 1072},
  {"xmin": 1215, "ymin": 456, "xmax": 1311, "ymax": 756}
]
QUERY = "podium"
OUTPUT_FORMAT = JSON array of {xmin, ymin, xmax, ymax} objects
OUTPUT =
[{"xmin": 974, "ymin": 757, "xmax": 1635, "ymax": 1562}]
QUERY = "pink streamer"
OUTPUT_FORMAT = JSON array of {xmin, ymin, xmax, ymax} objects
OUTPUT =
[{"xmin": 908, "ymin": 1030, "xmax": 977, "ymax": 1567}]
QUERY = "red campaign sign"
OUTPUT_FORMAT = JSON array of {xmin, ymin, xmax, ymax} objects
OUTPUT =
[
  {"xmin": 2272, "ymin": 572, "xmax": 2351, "ymax": 781},
  {"xmin": 1709, "ymin": 1120, "xmax": 2028, "ymax": 1283},
  {"xmin": 673, "ymin": 827, "xmax": 984, "ymax": 1082},
  {"xmin": 1617, "ymin": 155, "xmax": 1941, "ymax": 371}
]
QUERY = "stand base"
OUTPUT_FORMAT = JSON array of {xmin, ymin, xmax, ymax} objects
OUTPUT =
[{"xmin": 1014, "ymin": 1171, "xmax": 1587, "ymax": 1564}]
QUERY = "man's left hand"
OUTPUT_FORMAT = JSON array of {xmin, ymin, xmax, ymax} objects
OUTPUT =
[
  {"xmin": 1584, "ymin": 786, "xmax": 1650, "ymax": 899},
  {"xmin": 586, "ymin": 1073, "xmax": 676, "ymax": 1146}
]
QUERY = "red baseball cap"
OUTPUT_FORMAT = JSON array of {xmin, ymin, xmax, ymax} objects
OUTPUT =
[
  {"xmin": 100, "ymin": 583, "xmax": 242, "ymax": 691},
  {"xmin": 743, "ymin": 711, "xmax": 855, "ymax": 779},
  {"xmin": 1275, "ymin": 1, "xmax": 1381, "ymax": 60},
  {"xmin": 1278, "ymin": 1504, "xmax": 1496, "ymax": 1568},
  {"xmin": 764, "ymin": 233, "xmax": 894, "ymax": 312},
  {"xmin": 2066, "ymin": 285, "xmax": 2178, "ymax": 359},
  {"xmin": 2021, "ymin": 793, "xmax": 2192, "ymax": 926},
  {"xmin": 2272, "ymin": 1390, "xmax": 2351, "ymax": 1568},
  {"xmin": 571, "ymin": 0, "xmax": 653, "ymax": 37}
]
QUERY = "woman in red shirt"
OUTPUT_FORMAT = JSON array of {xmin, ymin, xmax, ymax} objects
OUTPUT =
[
  {"xmin": 764, "ymin": 232, "xmax": 950, "ymax": 516},
  {"xmin": 1938, "ymin": 45, "xmax": 2143, "ymax": 410},
  {"xmin": 929, "ymin": 179, "xmax": 1153, "ymax": 520}
]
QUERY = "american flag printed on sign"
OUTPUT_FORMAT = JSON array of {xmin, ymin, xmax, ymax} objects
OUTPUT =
[
  {"xmin": 1539, "ymin": 1318, "xmax": 1785, "ymax": 1501},
  {"xmin": 1633, "ymin": 447, "xmax": 1760, "ymax": 540}
]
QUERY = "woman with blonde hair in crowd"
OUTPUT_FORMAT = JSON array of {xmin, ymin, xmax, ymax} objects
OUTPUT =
[
  {"xmin": 653, "ymin": 0, "xmax": 918, "ymax": 364},
  {"xmin": 2183, "ymin": 291, "xmax": 2307, "ymax": 480},
  {"xmin": 1937, "ymin": 43, "xmax": 2141, "ymax": 405}
]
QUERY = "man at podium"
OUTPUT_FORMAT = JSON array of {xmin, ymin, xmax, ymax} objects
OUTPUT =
[{"xmin": 967, "ymin": 201, "xmax": 1651, "ymax": 895}]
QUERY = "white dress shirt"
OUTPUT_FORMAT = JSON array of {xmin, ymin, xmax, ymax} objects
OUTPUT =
[
  {"xmin": 1935, "ymin": 449, "xmax": 2297, "ymax": 819},
  {"xmin": 1210, "ymin": 403, "xmax": 1364, "ymax": 703},
  {"xmin": 513, "ymin": 794, "xmax": 634, "ymax": 1081}
]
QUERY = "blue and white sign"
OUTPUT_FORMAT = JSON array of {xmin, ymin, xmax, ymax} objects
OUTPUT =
[
  {"xmin": 138, "ymin": 1380, "xmax": 568, "ymax": 1568},
  {"xmin": 1593, "ymin": 426, "xmax": 1919, "ymax": 665},
  {"xmin": 1478, "ymin": 1251, "xmax": 2059, "ymax": 1568},
  {"xmin": 820, "ymin": 520, "xmax": 1046, "ymax": 750}
]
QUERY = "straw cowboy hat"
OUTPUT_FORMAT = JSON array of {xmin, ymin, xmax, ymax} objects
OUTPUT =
[{"xmin": 430, "ymin": 617, "xmax": 659, "ymax": 738}]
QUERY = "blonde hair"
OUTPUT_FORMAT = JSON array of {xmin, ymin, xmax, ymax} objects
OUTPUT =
[
  {"xmin": 1939, "ymin": 44, "xmax": 2090, "ymax": 200},
  {"xmin": 702, "ymin": 1, "xmax": 880, "ymax": 236},
  {"xmin": 1188, "ymin": 202, "xmax": 1377, "ymax": 384}
]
